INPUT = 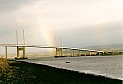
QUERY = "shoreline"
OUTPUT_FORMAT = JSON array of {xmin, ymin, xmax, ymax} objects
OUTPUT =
[{"xmin": 0, "ymin": 60, "xmax": 122, "ymax": 84}]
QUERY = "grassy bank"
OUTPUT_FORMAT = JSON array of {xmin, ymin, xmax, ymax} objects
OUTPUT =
[{"xmin": 0, "ymin": 60, "xmax": 122, "ymax": 84}]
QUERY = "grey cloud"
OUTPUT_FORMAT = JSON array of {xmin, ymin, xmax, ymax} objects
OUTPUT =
[
  {"xmin": 0, "ymin": 0, "xmax": 36, "ymax": 14},
  {"xmin": 56, "ymin": 22, "xmax": 123, "ymax": 48}
]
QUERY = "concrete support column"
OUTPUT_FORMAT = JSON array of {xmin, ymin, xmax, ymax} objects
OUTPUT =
[
  {"xmin": 61, "ymin": 48, "xmax": 63, "ymax": 56},
  {"xmin": 55, "ymin": 48, "xmax": 58, "ymax": 56},
  {"xmin": 84, "ymin": 50, "xmax": 86, "ymax": 56},
  {"xmin": 94, "ymin": 51, "xmax": 97, "ymax": 55},
  {"xmin": 23, "ymin": 46, "xmax": 25, "ymax": 58},
  {"xmin": 70, "ymin": 49, "xmax": 72, "ymax": 56},
  {"xmin": 73, "ymin": 50, "xmax": 74, "ymax": 57},
  {"xmin": 90, "ymin": 52, "xmax": 92, "ymax": 56},
  {"xmin": 78, "ymin": 50, "xmax": 81, "ymax": 56},
  {"xmin": 17, "ymin": 46, "xmax": 19, "ymax": 58},
  {"xmin": 5, "ymin": 46, "xmax": 8, "ymax": 59},
  {"xmin": 65, "ymin": 49, "xmax": 68, "ymax": 56},
  {"xmin": 99, "ymin": 52, "xmax": 101, "ymax": 56}
]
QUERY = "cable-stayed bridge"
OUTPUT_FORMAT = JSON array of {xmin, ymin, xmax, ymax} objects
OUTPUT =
[
  {"xmin": 0, "ymin": 43, "xmax": 105, "ymax": 59},
  {"xmin": 1, "ymin": 30, "xmax": 120, "ymax": 59}
]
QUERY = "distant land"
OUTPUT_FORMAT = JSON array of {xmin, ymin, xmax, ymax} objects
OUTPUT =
[{"xmin": 84, "ymin": 44, "xmax": 123, "ymax": 50}]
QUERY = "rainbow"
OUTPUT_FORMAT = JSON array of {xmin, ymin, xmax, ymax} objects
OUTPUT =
[
  {"xmin": 42, "ymin": 27, "xmax": 56, "ymax": 47},
  {"xmin": 37, "ymin": 19, "xmax": 57, "ymax": 55},
  {"xmin": 32, "ymin": 6, "xmax": 57, "ymax": 55}
]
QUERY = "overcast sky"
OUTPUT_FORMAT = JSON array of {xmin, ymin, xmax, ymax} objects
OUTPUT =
[{"xmin": 0, "ymin": 0, "xmax": 123, "ymax": 49}]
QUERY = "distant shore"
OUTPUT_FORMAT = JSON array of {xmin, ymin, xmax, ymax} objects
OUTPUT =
[{"xmin": 0, "ymin": 60, "xmax": 122, "ymax": 84}]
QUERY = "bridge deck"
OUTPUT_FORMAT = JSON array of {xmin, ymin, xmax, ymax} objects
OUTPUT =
[{"xmin": 0, "ymin": 44, "xmax": 57, "ymax": 48}]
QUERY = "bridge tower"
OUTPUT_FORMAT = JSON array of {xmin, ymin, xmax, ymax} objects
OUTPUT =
[{"xmin": 15, "ymin": 30, "xmax": 28, "ymax": 59}]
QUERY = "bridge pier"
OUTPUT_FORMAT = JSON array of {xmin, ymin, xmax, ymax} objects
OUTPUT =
[
  {"xmin": 55, "ymin": 48, "xmax": 58, "ymax": 56},
  {"xmin": 70, "ymin": 49, "xmax": 73, "ymax": 56},
  {"xmin": 71, "ymin": 49, "xmax": 74, "ymax": 57},
  {"xmin": 79, "ymin": 49, "xmax": 87, "ymax": 56},
  {"xmin": 65, "ymin": 49, "xmax": 68, "ymax": 56},
  {"xmin": 89, "ymin": 50, "xmax": 97, "ymax": 56},
  {"xmin": 98, "ymin": 51, "xmax": 104, "ymax": 55},
  {"xmin": 61, "ymin": 48, "xmax": 63, "ymax": 56},
  {"xmin": 55, "ymin": 48, "xmax": 64, "ymax": 57},
  {"xmin": 71, "ymin": 49, "xmax": 75, "ymax": 57},
  {"xmin": 84, "ymin": 50, "xmax": 87, "ymax": 56},
  {"xmin": 17, "ymin": 46, "xmax": 19, "ymax": 58},
  {"xmin": 15, "ymin": 46, "xmax": 27, "ymax": 59},
  {"xmin": 70, "ymin": 48, "xmax": 78, "ymax": 57},
  {"xmin": 78, "ymin": 49, "xmax": 81, "ymax": 56},
  {"xmin": 5, "ymin": 46, "xmax": 8, "ymax": 59},
  {"xmin": 55, "ymin": 47, "xmax": 69, "ymax": 57}
]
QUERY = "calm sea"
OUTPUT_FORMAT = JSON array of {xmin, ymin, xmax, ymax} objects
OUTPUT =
[{"xmin": 21, "ymin": 55, "xmax": 123, "ymax": 80}]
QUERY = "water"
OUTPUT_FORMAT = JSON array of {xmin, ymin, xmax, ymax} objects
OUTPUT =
[{"xmin": 21, "ymin": 55, "xmax": 123, "ymax": 80}]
